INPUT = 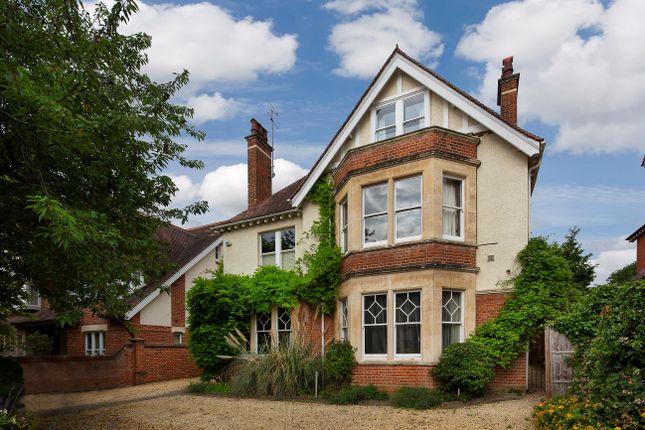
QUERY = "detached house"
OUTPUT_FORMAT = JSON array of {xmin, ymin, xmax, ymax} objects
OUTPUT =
[
  {"xmin": 212, "ymin": 48, "xmax": 544, "ymax": 391},
  {"xmin": 9, "ymin": 224, "xmax": 222, "ymax": 393}
]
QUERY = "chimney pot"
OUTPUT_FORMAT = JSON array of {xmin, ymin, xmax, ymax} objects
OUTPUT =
[
  {"xmin": 497, "ymin": 56, "xmax": 520, "ymax": 125},
  {"xmin": 246, "ymin": 118, "xmax": 273, "ymax": 207}
]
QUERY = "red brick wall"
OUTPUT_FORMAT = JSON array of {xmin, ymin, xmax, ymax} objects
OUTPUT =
[
  {"xmin": 171, "ymin": 275, "xmax": 186, "ymax": 327},
  {"xmin": 352, "ymin": 364, "xmax": 437, "ymax": 392},
  {"xmin": 475, "ymin": 291, "xmax": 513, "ymax": 327},
  {"xmin": 637, "ymin": 236, "xmax": 645, "ymax": 275},
  {"xmin": 334, "ymin": 127, "xmax": 478, "ymax": 189},
  {"xmin": 65, "ymin": 312, "xmax": 131, "ymax": 357},
  {"xmin": 295, "ymin": 303, "xmax": 334, "ymax": 353},
  {"xmin": 18, "ymin": 340, "xmax": 199, "ymax": 394},
  {"xmin": 498, "ymin": 75, "xmax": 519, "ymax": 125},
  {"xmin": 341, "ymin": 241, "xmax": 476, "ymax": 279}
]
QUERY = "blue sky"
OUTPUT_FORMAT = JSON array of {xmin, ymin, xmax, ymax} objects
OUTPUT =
[{"xmin": 114, "ymin": 0, "xmax": 644, "ymax": 283}]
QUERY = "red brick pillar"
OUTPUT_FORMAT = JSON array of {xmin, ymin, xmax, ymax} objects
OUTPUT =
[{"xmin": 130, "ymin": 338, "xmax": 146, "ymax": 385}]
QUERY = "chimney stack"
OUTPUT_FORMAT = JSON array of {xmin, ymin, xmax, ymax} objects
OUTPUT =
[
  {"xmin": 497, "ymin": 56, "xmax": 520, "ymax": 125},
  {"xmin": 246, "ymin": 118, "xmax": 273, "ymax": 207}
]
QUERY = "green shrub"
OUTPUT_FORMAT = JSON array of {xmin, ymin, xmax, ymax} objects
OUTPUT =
[
  {"xmin": 432, "ymin": 342, "xmax": 495, "ymax": 399},
  {"xmin": 543, "ymin": 280, "xmax": 645, "ymax": 429},
  {"xmin": 321, "ymin": 385, "xmax": 388, "ymax": 405},
  {"xmin": 24, "ymin": 332, "xmax": 53, "ymax": 356},
  {"xmin": 187, "ymin": 382, "xmax": 230, "ymax": 394},
  {"xmin": 0, "ymin": 410, "xmax": 32, "ymax": 430},
  {"xmin": 390, "ymin": 386, "xmax": 448, "ymax": 409},
  {"xmin": 324, "ymin": 340, "xmax": 357, "ymax": 389},
  {"xmin": 229, "ymin": 339, "xmax": 323, "ymax": 397},
  {"xmin": 0, "ymin": 357, "xmax": 23, "ymax": 401}
]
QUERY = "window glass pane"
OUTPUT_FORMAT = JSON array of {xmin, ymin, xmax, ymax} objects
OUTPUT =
[
  {"xmin": 261, "ymin": 232, "xmax": 276, "ymax": 253},
  {"xmin": 364, "ymin": 214, "xmax": 387, "ymax": 243},
  {"xmin": 281, "ymin": 250, "xmax": 295, "ymax": 270},
  {"xmin": 281, "ymin": 229, "xmax": 295, "ymax": 250},
  {"xmin": 376, "ymin": 103, "xmax": 395, "ymax": 129},
  {"xmin": 404, "ymin": 95, "xmax": 424, "ymax": 120},
  {"xmin": 277, "ymin": 308, "xmax": 291, "ymax": 347},
  {"xmin": 403, "ymin": 118, "xmax": 422, "ymax": 133},
  {"xmin": 364, "ymin": 294, "xmax": 387, "ymax": 325},
  {"xmin": 443, "ymin": 178, "xmax": 462, "ymax": 207},
  {"xmin": 395, "ymin": 176, "xmax": 421, "ymax": 209},
  {"xmin": 365, "ymin": 326, "xmax": 387, "ymax": 354},
  {"xmin": 396, "ymin": 208, "xmax": 421, "ymax": 239},
  {"xmin": 257, "ymin": 332, "xmax": 272, "ymax": 352},
  {"xmin": 256, "ymin": 313, "xmax": 272, "ymax": 353},
  {"xmin": 396, "ymin": 325, "xmax": 420, "ymax": 354},
  {"xmin": 395, "ymin": 291, "xmax": 421, "ymax": 323},
  {"xmin": 261, "ymin": 254, "xmax": 276, "ymax": 266},
  {"xmin": 364, "ymin": 183, "xmax": 387, "ymax": 215},
  {"xmin": 443, "ymin": 208, "xmax": 460, "ymax": 237},
  {"xmin": 442, "ymin": 291, "xmax": 462, "ymax": 323},
  {"xmin": 442, "ymin": 324, "xmax": 461, "ymax": 349},
  {"xmin": 376, "ymin": 126, "xmax": 396, "ymax": 141}
]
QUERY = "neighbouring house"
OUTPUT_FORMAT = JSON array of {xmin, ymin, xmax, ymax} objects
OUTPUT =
[
  {"xmin": 626, "ymin": 224, "xmax": 645, "ymax": 280},
  {"xmin": 209, "ymin": 48, "xmax": 545, "ymax": 392},
  {"xmin": 6, "ymin": 224, "xmax": 222, "ymax": 393}
]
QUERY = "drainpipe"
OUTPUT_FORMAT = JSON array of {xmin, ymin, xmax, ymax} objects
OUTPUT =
[{"xmin": 321, "ymin": 309, "xmax": 325, "ymax": 357}]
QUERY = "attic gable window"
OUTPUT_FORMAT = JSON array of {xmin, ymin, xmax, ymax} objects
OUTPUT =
[
  {"xmin": 373, "ymin": 91, "xmax": 426, "ymax": 142},
  {"xmin": 260, "ymin": 228, "xmax": 295, "ymax": 270}
]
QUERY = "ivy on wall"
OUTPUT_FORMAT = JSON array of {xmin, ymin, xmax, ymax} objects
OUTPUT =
[{"xmin": 187, "ymin": 178, "xmax": 342, "ymax": 375}]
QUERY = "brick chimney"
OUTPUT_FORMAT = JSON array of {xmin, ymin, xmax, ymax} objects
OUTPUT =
[
  {"xmin": 497, "ymin": 56, "xmax": 520, "ymax": 125},
  {"xmin": 246, "ymin": 118, "xmax": 273, "ymax": 207}
]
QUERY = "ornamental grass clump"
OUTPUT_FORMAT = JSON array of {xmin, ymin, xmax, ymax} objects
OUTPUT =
[{"xmin": 229, "ymin": 336, "xmax": 323, "ymax": 398}]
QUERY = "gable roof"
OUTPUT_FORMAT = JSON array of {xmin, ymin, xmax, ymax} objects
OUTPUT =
[
  {"xmin": 627, "ymin": 223, "xmax": 645, "ymax": 242},
  {"xmin": 124, "ymin": 224, "xmax": 221, "ymax": 319},
  {"xmin": 291, "ymin": 47, "xmax": 544, "ymax": 207},
  {"xmin": 205, "ymin": 176, "xmax": 307, "ymax": 230}
]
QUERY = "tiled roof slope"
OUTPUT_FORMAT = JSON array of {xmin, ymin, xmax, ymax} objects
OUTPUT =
[
  {"xmin": 201, "ymin": 176, "xmax": 307, "ymax": 229},
  {"xmin": 627, "ymin": 223, "xmax": 645, "ymax": 242}
]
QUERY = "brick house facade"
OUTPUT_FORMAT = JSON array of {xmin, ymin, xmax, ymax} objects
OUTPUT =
[
  {"xmin": 627, "ymin": 223, "xmax": 645, "ymax": 280},
  {"xmin": 211, "ymin": 48, "xmax": 545, "ymax": 392},
  {"xmin": 8, "ymin": 225, "xmax": 221, "ymax": 393}
]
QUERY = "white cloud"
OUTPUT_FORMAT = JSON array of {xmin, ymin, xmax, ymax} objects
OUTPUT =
[
  {"xmin": 185, "ymin": 92, "xmax": 246, "ymax": 124},
  {"xmin": 325, "ymin": 0, "xmax": 443, "ymax": 78},
  {"xmin": 456, "ymin": 0, "xmax": 645, "ymax": 153},
  {"xmin": 586, "ymin": 235, "xmax": 636, "ymax": 284},
  {"xmin": 170, "ymin": 159, "xmax": 308, "ymax": 224}
]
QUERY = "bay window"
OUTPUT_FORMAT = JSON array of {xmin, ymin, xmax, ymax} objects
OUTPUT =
[
  {"xmin": 374, "ymin": 92, "xmax": 426, "ymax": 142},
  {"xmin": 441, "ymin": 290, "xmax": 463, "ymax": 349},
  {"xmin": 339, "ymin": 298, "xmax": 349, "ymax": 341},
  {"xmin": 260, "ymin": 228, "xmax": 296, "ymax": 270},
  {"xmin": 442, "ymin": 177, "xmax": 464, "ymax": 240},
  {"xmin": 363, "ymin": 183, "xmax": 388, "ymax": 246},
  {"xmin": 394, "ymin": 175, "xmax": 422, "ymax": 241},
  {"xmin": 363, "ymin": 294, "xmax": 387, "ymax": 356},
  {"xmin": 395, "ymin": 291, "xmax": 421, "ymax": 355},
  {"xmin": 340, "ymin": 199, "xmax": 348, "ymax": 253}
]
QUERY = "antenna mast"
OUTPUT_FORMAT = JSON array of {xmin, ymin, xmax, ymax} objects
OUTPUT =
[{"xmin": 268, "ymin": 104, "xmax": 279, "ymax": 178}]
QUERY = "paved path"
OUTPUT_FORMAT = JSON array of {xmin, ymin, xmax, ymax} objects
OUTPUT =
[{"xmin": 23, "ymin": 378, "xmax": 199, "ymax": 415}]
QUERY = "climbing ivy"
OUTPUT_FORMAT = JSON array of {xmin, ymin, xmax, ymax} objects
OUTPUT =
[
  {"xmin": 188, "ymin": 177, "xmax": 342, "ymax": 375},
  {"xmin": 433, "ymin": 236, "xmax": 581, "ymax": 393}
]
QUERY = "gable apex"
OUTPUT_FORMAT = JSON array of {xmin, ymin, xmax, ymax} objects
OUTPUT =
[{"xmin": 292, "ymin": 48, "xmax": 543, "ymax": 207}]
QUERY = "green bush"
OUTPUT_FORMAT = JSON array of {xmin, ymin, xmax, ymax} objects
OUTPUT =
[
  {"xmin": 324, "ymin": 340, "xmax": 357, "ymax": 389},
  {"xmin": 0, "ymin": 410, "xmax": 32, "ymax": 430},
  {"xmin": 432, "ymin": 342, "xmax": 495, "ymax": 399},
  {"xmin": 542, "ymin": 280, "xmax": 645, "ymax": 429},
  {"xmin": 390, "ymin": 386, "xmax": 449, "ymax": 409},
  {"xmin": 321, "ymin": 385, "xmax": 388, "ymax": 405},
  {"xmin": 187, "ymin": 382, "xmax": 230, "ymax": 394},
  {"xmin": 0, "ymin": 357, "xmax": 23, "ymax": 400},
  {"xmin": 229, "ymin": 339, "xmax": 323, "ymax": 397}
]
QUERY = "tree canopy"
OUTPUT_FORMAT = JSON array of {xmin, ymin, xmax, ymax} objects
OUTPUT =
[
  {"xmin": 558, "ymin": 227, "xmax": 596, "ymax": 290},
  {"xmin": 0, "ymin": 0, "xmax": 207, "ymax": 324},
  {"xmin": 607, "ymin": 261, "xmax": 636, "ymax": 285}
]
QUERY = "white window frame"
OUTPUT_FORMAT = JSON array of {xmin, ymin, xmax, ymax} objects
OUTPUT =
[
  {"xmin": 25, "ymin": 285, "xmax": 41, "ymax": 310},
  {"xmin": 85, "ymin": 331, "xmax": 106, "ymax": 356},
  {"xmin": 276, "ymin": 307, "xmax": 292, "ymax": 347},
  {"xmin": 254, "ymin": 311, "xmax": 272, "ymax": 353},
  {"xmin": 442, "ymin": 176, "xmax": 465, "ymax": 242},
  {"xmin": 372, "ymin": 90, "xmax": 429, "ymax": 142},
  {"xmin": 362, "ymin": 183, "xmax": 388, "ymax": 248},
  {"xmin": 340, "ymin": 199, "xmax": 349, "ymax": 253},
  {"xmin": 254, "ymin": 307, "xmax": 292, "ymax": 352},
  {"xmin": 441, "ymin": 289, "xmax": 464, "ymax": 351},
  {"xmin": 394, "ymin": 290, "xmax": 422, "ymax": 359},
  {"xmin": 362, "ymin": 293, "xmax": 388, "ymax": 360},
  {"xmin": 173, "ymin": 332, "xmax": 183, "ymax": 345},
  {"xmin": 394, "ymin": 175, "xmax": 423, "ymax": 243},
  {"xmin": 259, "ymin": 227, "xmax": 296, "ymax": 269},
  {"xmin": 215, "ymin": 243, "xmax": 223, "ymax": 262},
  {"xmin": 339, "ymin": 298, "xmax": 349, "ymax": 341},
  {"xmin": 374, "ymin": 102, "xmax": 396, "ymax": 141}
]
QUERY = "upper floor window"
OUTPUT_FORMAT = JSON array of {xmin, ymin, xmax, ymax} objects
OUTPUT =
[
  {"xmin": 25, "ymin": 285, "xmax": 40, "ymax": 309},
  {"xmin": 340, "ymin": 199, "xmax": 349, "ymax": 253},
  {"xmin": 363, "ymin": 183, "xmax": 388, "ymax": 246},
  {"xmin": 374, "ymin": 92, "xmax": 426, "ymax": 142},
  {"xmin": 441, "ymin": 290, "xmax": 463, "ymax": 350},
  {"xmin": 442, "ymin": 177, "xmax": 464, "ymax": 240},
  {"xmin": 260, "ymin": 228, "xmax": 296, "ymax": 270},
  {"xmin": 394, "ymin": 175, "xmax": 422, "ymax": 242},
  {"xmin": 215, "ymin": 243, "xmax": 223, "ymax": 262}
]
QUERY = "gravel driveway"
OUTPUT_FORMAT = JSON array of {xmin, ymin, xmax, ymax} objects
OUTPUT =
[{"xmin": 36, "ymin": 392, "xmax": 542, "ymax": 430}]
